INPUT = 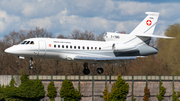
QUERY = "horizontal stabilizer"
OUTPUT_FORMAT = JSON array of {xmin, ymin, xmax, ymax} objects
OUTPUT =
[
  {"xmin": 74, "ymin": 56, "xmax": 137, "ymax": 61},
  {"xmin": 136, "ymin": 34, "xmax": 174, "ymax": 39}
]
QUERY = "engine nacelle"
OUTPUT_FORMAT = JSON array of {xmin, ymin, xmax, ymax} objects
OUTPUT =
[
  {"xmin": 113, "ymin": 44, "xmax": 158, "ymax": 56},
  {"xmin": 113, "ymin": 43, "xmax": 138, "ymax": 52},
  {"xmin": 138, "ymin": 45, "xmax": 158, "ymax": 56}
]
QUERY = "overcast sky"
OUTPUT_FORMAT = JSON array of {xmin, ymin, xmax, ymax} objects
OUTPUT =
[{"xmin": 0, "ymin": 0, "xmax": 180, "ymax": 38}]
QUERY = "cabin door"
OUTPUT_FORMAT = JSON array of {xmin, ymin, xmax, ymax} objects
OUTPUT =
[{"xmin": 38, "ymin": 41, "xmax": 46, "ymax": 56}]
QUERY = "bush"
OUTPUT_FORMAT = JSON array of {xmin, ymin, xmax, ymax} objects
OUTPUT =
[
  {"xmin": 47, "ymin": 81, "xmax": 57, "ymax": 101},
  {"xmin": 0, "ymin": 85, "xmax": 3, "ymax": 101},
  {"xmin": 18, "ymin": 74, "xmax": 45, "ymax": 100},
  {"xmin": 33, "ymin": 79, "xmax": 46, "ymax": 98},
  {"xmin": 60, "ymin": 78, "xmax": 82, "ymax": 101},
  {"xmin": 156, "ymin": 81, "xmax": 166, "ymax": 101},
  {"xmin": 103, "ymin": 74, "xmax": 129, "ymax": 101},
  {"xmin": 132, "ymin": 95, "xmax": 136, "ymax": 101},
  {"xmin": 20, "ymin": 74, "xmax": 29, "ymax": 84},
  {"xmin": 1, "ymin": 78, "xmax": 21, "ymax": 101},
  {"xmin": 103, "ymin": 85, "xmax": 111, "ymax": 101},
  {"xmin": 143, "ymin": 83, "xmax": 150, "ymax": 101},
  {"xmin": 1, "ymin": 74, "xmax": 45, "ymax": 101},
  {"xmin": 172, "ymin": 84, "xmax": 180, "ymax": 101}
]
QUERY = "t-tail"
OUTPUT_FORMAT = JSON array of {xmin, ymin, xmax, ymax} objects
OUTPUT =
[
  {"xmin": 131, "ymin": 12, "xmax": 173, "ymax": 43},
  {"xmin": 130, "ymin": 12, "xmax": 159, "ymax": 36},
  {"xmin": 128, "ymin": 12, "xmax": 173, "ymax": 46},
  {"xmin": 129, "ymin": 12, "xmax": 173, "ymax": 56},
  {"xmin": 104, "ymin": 12, "xmax": 173, "ymax": 43}
]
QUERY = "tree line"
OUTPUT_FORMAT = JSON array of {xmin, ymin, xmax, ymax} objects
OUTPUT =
[{"xmin": 0, "ymin": 23, "xmax": 180, "ymax": 75}]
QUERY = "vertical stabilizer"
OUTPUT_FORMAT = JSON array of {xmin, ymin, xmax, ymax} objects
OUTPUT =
[{"xmin": 130, "ymin": 12, "xmax": 159, "ymax": 35}]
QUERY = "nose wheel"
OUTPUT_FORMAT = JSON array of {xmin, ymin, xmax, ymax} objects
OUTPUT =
[
  {"xmin": 83, "ymin": 63, "xmax": 90, "ymax": 75},
  {"xmin": 29, "ymin": 58, "xmax": 33, "ymax": 69},
  {"xmin": 29, "ymin": 65, "xmax": 33, "ymax": 69}
]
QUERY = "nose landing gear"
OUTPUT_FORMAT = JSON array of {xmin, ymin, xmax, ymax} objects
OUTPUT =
[{"xmin": 29, "ymin": 58, "xmax": 33, "ymax": 69}]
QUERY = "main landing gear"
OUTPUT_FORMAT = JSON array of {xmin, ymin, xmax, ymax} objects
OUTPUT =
[
  {"xmin": 83, "ymin": 63, "xmax": 104, "ymax": 75},
  {"xmin": 97, "ymin": 68, "xmax": 104, "ymax": 74},
  {"xmin": 29, "ymin": 58, "xmax": 33, "ymax": 69},
  {"xmin": 97, "ymin": 62, "xmax": 104, "ymax": 74},
  {"xmin": 83, "ymin": 63, "xmax": 90, "ymax": 75}
]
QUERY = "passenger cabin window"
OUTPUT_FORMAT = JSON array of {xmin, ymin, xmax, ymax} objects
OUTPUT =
[
  {"xmin": 87, "ymin": 47, "xmax": 89, "ymax": 50},
  {"xmin": 54, "ymin": 45, "xmax": 56, "ymax": 48},
  {"xmin": 62, "ymin": 45, "xmax": 64, "ymax": 48},
  {"xmin": 91, "ymin": 47, "xmax": 93, "ymax": 50},
  {"xmin": 74, "ymin": 46, "xmax": 76, "ymax": 49},
  {"xmin": 70, "ymin": 46, "xmax": 72, "ymax": 49},
  {"xmin": 78, "ymin": 46, "xmax": 80, "ymax": 49},
  {"xmin": 95, "ymin": 47, "xmax": 97, "ymax": 50},
  {"xmin": 83, "ymin": 46, "xmax": 85, "ymax": 49},
  {"xmin": 99, "ymin": 47, "xmax": 101, "ymax": 50},
  {"xmin": 30, "ymin": 41, "xmax": 34, "ymax": 44},
  {"xmin": 66, "ymin": 45, "xmax": 68, "ymax": 48},
  {"xmin": 58, "ymin": 45, "xmax": 60, "ymax": 48}
]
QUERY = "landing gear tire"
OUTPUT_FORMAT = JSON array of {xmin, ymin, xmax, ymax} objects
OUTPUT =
[
  {"xmin": 29, "ymin": 65, "xmax": 33, "ymax": 69},
  {"xmin": 97, "ymin": 68, "xmax": 104, "ymax": 74},
  {"xmin": 83, "ymin": 69, "xmax": 90, "ymax": 75},
  {"xmin": 83, "ymin": 63, "xmax": 90, "ymax": 75}
]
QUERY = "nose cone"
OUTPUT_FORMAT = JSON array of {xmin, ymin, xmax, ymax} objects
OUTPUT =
[
  {"xmin": 5, "ymin": 47, "xmax": 13, "ymax": 54},
  {"xmin": 4, "ymin": 45, "xmax": 20, "ymax": 55}
]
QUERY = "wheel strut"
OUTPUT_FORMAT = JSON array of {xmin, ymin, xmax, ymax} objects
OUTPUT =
[{"xmin": 29, "ymin": 58, "xmax": 33, "ymax": 69}]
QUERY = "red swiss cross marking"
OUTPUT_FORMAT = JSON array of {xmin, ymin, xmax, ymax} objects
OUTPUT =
[
  {"xmin": 49, "ymin": 44, "xmax": 51, "ymax": 47},
  {"xmin": 146, "ymin": 20, "xmax": 152, "ymax": 26}
]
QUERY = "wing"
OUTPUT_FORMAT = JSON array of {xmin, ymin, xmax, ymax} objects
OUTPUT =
[{"xmin": 74, "ymin": 56, "xmax": 137, "ymax": 61}]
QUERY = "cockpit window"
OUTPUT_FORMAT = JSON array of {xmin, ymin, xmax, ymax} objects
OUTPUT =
[
  {"xmin": 21, "ymin": 41, "xmax": 27, "ymax": 44},
  {"xmin": 26, "ymin": 41, "xmax": 30, "ymax": 44},
  {"xmin": 30, "ymin": 41, "xmax": 34, "ymax": 44},
  {"xmin": 20, "ymin": 41, "xmax": 34, "ymax": 45}
]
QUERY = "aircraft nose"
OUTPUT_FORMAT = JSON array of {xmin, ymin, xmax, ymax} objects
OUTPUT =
[
  {"xmin": 4, "ymin": 47, "xmax": 13, "ymax": 54},
  {"xmin": 5, "ymin": 45, "xmax": 23, "ymax": 55},
  {"xmin": 4, "ymin": 45, "xmax": 20, "ymax": 55}
]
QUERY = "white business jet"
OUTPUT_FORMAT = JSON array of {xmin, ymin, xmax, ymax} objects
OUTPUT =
[{"xmin": 5, "ymin": 12, "xmax": 173, "ymax": 75}]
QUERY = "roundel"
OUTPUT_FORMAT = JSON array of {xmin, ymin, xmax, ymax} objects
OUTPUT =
[
  {"xmin": 49, "ymin": 44, "xmax": 51, "ymax": 47},
  {"xmin": 146, "ymin": 20, "xmax": 152, "ymax": 26}
]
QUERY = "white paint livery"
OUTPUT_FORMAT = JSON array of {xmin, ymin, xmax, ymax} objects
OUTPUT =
[{"xmin": 5, "ymin": 12, "xmax": 173, "ymax": 75}]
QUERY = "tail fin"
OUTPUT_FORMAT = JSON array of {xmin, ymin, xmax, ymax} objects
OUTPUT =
[{"xmin": 130, "ymin": 12, "xmax": 159, "ymax": 35}]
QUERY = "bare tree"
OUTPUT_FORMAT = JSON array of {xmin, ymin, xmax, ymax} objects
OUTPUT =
[
  {"xmin": 69, "ymin": 29, "xmax": 95, "ymax": 40},
  {"xmin": 96, "ymin": 32, "xmax": 105, "ymax": 41},
  {"xmin": 57, "ymin": 34, "xmax": 67, "ymax": 39}
]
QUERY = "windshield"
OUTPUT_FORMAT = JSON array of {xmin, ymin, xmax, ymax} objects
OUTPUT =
[
  {"xmin": 20, "ymin": 41, "xmax": 34, "ymax": 45},
  {"xmin": 20, "ymin": 41, "xmax": 27, "ymax": 44}
]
